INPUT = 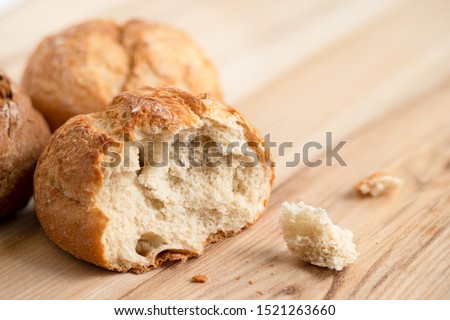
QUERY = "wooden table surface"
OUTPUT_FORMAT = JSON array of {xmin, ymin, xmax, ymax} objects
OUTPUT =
[{"xmin": 0, "ymin": 0, "xmax": 449, "ymax": 299}]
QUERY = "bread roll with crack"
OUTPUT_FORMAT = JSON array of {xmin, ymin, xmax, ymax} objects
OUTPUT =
[
  {"xmin": 34, "ymin": 87, "xmax": 274, "ymax": 273},
  {"xmin": 280, "ymin": 201, "xmax": 357, "ymax": 271},
  {"xmin": 23, "ymin": 19, "xmax": 221, "ymax": 131},
  {"xmin": 0, "ymin": 71, "xmax": 51, "ymax": 218}
]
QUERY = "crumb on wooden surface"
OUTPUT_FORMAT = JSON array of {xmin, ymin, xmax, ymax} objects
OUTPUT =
[
  {"xmin": 280, "ymin": 201, "xmax": 358, "ymax": 271},
  {"xmin": 248, "ymin": 280, "xmax": 254, "ymax": 285},
  {"xmin": 354, "ymin": 172, "xmax": 403, "ymax": 196},
  {"xmin": 257, "ymin": 290, "xmax": 265, "ymax": 295},
  {"xmin": 234, "ymin": 276, "xmax": 241, "ymax": 280},
  {"xmin": 191, "ymin": 274, "xmax": 208, "ymax": 283}
]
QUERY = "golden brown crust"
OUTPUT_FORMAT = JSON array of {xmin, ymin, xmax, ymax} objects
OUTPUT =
[
  {"xmin": 122, "ymin": 20, "xmax": 221, "ymax": 98},
  {"xmin": 34, "ymin": 115, "xmax": 112, "ymax": 267},
  {"xmin": 0, "ymin": 71, "xmax": 51, "ymax": 218},
  {"xmin": 34, "ymin": 87, "xmax": 273, "ymax": 273},
  {"xmin": 22, "ymin": 20, "xmax": 128, "ymax": 130},
  {"xmin": 106, "ymin": 86, "xmax": 203, "ymax": 136},
  {"xmin": 23, "ymin": 19, "xmax": 221, "ymax": 131}
]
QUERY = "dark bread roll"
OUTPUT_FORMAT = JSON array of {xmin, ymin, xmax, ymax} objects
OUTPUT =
[{"xmin": 0, "ymin": 71, "xmax": 51, "ymax": 218}]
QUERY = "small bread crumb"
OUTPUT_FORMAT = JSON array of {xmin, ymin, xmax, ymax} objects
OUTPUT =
[
  {"xmin": 248, "ymin": 280, "xmax": 254, "ymax": 285},
  {"xmin": 234, "ymin": 276, "xmax": 241, "ymax": 280},
  {"xmin": 268, "ymin": 263, "xmax": 275, "ymax": 267},
  {"xmin": 279, "ymin": 201, "xmax": 358, "ymax": 271},
  {"xmin": 354, "ymin": 172, "xmax": 403, "ymax": 196},
  {"xmin": 257, "ymin": 290, "xmax": 265, "ymax": 295},
  {"xmin": 191, "ymin": 274, "xmax": 208, "ymax": 283}
]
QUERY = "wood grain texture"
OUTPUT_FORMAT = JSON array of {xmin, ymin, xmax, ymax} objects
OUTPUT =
[{"xmin": 0, "ymin": 0, "xmax": 449, "ymax": 299}]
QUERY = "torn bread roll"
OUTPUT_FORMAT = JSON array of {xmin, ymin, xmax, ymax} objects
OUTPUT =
[
  {"xmin": 0, "ymin": 71, "xmax": 51, "ymax": 218},
  {"xmin": 23, "ymin": 19, "xmax": 221, "ymax": 130},
  {"xmin": 354, "ymin": 172, "xmax": 403, "ymax": 196},
  {"xmin": 280, "ymin": 201, "xmax": 357, "ymax": 271},
  {"xmin": 34, "ymin": 87, "xmax": 274, "ymax": 273}
]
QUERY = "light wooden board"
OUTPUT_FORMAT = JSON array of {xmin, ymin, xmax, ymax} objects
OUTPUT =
[{"xmin": 0, "ymin": 0, "xmax": 449, "ymax": 299}]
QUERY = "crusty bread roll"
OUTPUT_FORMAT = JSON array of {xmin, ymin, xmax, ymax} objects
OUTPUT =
[
  {"xmin": 23, "ymin": 19, "xmax": 221, "ymax": 131},
  {"xmin": 0, "ymin": 71, "xmax": 51, "ymax": 218},
  {"xmin": 34, "ymin": 87, "xmax": 274, "ymax": 273}
]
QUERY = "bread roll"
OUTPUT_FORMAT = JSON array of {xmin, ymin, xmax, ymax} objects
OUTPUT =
[
  {"xmin": 0, "ymin": 71, "xmax": 51, "ymax": 218},
  {"xmin": 23, "ymin": 19, "xmax": 221, "ymax": 131},
  {"xmin": 34, "ymin": 87, "xmax": 274, "ymax": 273}
]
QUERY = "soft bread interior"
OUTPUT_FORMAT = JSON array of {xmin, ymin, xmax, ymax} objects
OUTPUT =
[
  {"xmin": 95, "ymin": 120, "xmax": 271, "ymax": 271},
  {"xmin": 279, "ymin": 201, "xmax": 358, "ymax": 271}
]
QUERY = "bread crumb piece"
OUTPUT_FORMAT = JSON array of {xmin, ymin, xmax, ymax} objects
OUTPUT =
[
  {"xmin": 354, "ymin": 172, "xmax": 403, "ymax": 196},
  {"xmin": 248, "ymin": 280, "xmax": 254, "ymax": 285},
  {"xmin": 234, "ymin": 276, "xmax": 241, "ymax": 280},
  {"xmin": 191, "ymin": 274, "xmax": 208, "ymax": 283},
  {"xmin": 268, "ymin": 263, "xmax": 275, "ymax": 267},
  {"xmin": 279, "ymin": 201, "xmax": 358, "ymax": 271},
  {"xmin": 257, "ymin": 290, "xmax": 265, "ymax": 295},
  {"xmin": 270, "ymin": 272, "xmax": 275, "ymax": 276}
]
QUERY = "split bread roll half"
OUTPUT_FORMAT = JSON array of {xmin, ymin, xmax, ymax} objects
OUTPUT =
[
  {"xmin": 23, "ymin": 19, "xmax": 221, "ymax": 131},
  {"xmin": 0, "ymin": 71, "xmax": 50, "ymax": 218},
  {"xmin": 34, "ymin": 87, "xmax": 274, "ymax": 273}
]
